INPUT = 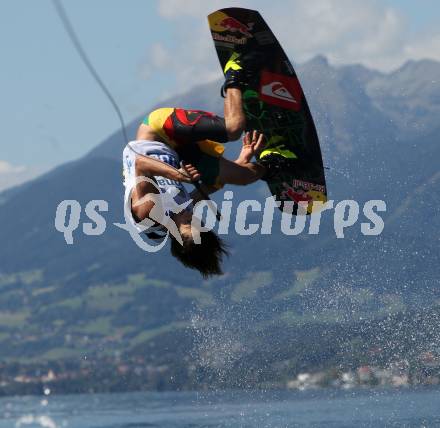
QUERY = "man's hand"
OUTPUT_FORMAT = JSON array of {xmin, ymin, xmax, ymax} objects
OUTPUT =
[
  {"xmin": 177, "ymin": 162, "xmax": 201, "ymax": 183},
  {"xmin": 136, "ymin": 155, "xmax": 200, "ymax": 184},
  {"xmin": 237, "ymin": 130, "xmax": 265, "ymax": 164}
]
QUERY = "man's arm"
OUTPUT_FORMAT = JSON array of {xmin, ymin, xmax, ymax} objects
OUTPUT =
[
  {"xmin": 135, "ymin": 155, "xmax": 200, "ymax": 183},
  {"xmin": 131, "ymin": 157, "xmax": 200, "ymax": 222},
  {"xmin": 190, "ymin": 184, "xmax": 218, "ymax": 203}
]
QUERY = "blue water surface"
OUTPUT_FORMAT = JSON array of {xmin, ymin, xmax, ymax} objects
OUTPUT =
[{"xmin": 1, "ymin": 387, "xmax": 439, "ymax": 427}]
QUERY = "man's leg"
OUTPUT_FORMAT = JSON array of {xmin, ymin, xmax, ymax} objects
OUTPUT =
[
  {"xmin": 172, "ymin": 86, "xmax": 245, "ymax": 144},
  {"xmin": 224, "ymin": 88, "xmax": 246, "ymax": 141},
  {"xmin": 221, "ymin": 49, "xmax": 267, "ymax": 141}
]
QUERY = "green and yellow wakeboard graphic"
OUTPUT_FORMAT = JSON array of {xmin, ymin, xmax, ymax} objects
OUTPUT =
[{"xmin": 208, "ymin": 8, "xmax": 327, "ymax": 214}]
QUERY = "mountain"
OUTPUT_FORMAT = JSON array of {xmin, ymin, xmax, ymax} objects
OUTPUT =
[{"xmin": 0, "ymin": 57, "xmax": 439, "ymax": 384}]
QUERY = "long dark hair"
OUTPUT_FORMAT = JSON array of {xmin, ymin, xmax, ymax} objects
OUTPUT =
[{"xmin": 170, "ymin": 230, "xmax": 229, "ymax": 278}]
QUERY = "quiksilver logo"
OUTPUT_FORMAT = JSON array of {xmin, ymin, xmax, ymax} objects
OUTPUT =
[{"xmin": 261, "ymin": 82, "xmax": 298, "ymax": 104}]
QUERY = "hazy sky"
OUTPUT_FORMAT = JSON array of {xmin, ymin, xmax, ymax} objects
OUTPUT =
[{"xmin": 1, "ymin": 0, "xmax": 439, "ymax": 190}]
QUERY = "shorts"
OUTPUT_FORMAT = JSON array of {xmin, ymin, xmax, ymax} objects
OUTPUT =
[{"xmin": 144, "ymin": 108, "xmax": 228, "ymax": 187}]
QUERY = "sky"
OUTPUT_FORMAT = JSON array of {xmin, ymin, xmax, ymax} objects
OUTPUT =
[{"xmin": 1, "ymin": 0, "xmax": 440, "ymax": 191}]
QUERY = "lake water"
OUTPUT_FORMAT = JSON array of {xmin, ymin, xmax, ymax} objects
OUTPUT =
[{"xmin": 1, "ymin": 388, "xmax": 439, "ymax": 427}]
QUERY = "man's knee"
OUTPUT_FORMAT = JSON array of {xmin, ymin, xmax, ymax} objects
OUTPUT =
[{"xmin": 226, "ymin": 120, "xmax": 245, "ymax": 141}]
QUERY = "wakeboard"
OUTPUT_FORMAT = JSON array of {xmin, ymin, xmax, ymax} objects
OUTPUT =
[{"xmin": 208, "ymin": 8, "xmax": 327, "ymax": 214}]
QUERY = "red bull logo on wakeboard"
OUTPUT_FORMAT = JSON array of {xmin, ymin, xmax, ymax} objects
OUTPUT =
[
  {"xmin": 218, "ymin": 16, "xmax": 254, "ymax": 37},
  {"xmin": 281, "ymin": 180, "xmax": 327, "ymax": 214},
  {"xmin": 209, "ymin": 11, "xmax": 254, "ymax": 40}
]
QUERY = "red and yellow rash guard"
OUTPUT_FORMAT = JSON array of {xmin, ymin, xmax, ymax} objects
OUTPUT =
[
  {"xmin": 144, "ymin": 108, "xmax": 227, "ymax": 158},
  {"xmin": 143, "ymin": 108, "xmax": 230, "ymax": 187}
]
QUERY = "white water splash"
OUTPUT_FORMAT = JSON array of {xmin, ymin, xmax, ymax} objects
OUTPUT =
[
  {"xmin": 15, "ymin": 415, "xmax": 58, "ymax": 428},
  {"xmin": 190, "ymin": 306, "xmax": 247, "ymax": 383}
]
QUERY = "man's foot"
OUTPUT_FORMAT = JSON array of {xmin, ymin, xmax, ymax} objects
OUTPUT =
[
  {"xmin": 257, "ymin": 137, "xmax": 297, "ymax": 181},
  {"xmin": 258, "ymin": 153, "xmax": 297, "ymax": 181},
  {"xmin": 221, "ymin": 51, "xmax": 265, "ymax": 97},
  {"xmin": 258, "ymin": 135, "xmax": 297, "ymax": 160}
]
